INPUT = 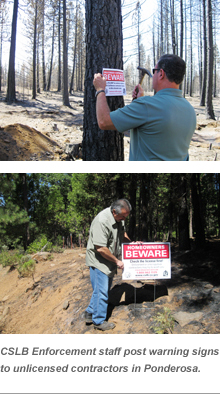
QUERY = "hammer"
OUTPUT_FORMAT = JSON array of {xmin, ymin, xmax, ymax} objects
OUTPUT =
[{"xmin": 134, "ymin": 66, "xmax": 152, "ymax": 98}]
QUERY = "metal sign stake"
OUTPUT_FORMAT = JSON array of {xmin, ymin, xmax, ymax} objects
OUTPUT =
[{"xmin": 133, "ymin": 280, "xmax": 157, "ymax": 316}]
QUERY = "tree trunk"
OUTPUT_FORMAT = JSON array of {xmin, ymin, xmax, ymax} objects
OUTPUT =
[
  {"xmin": 69, "ymin": 1, "xmax": 78, "ymax": 94},
  {"xmin": 205, "ymin": 0, "xmax": 215, "ymax": 119},
  {"xmin": 160, "ymin": 0, "xmax": 163, "ymax": 56},
  {"xmin": 32, "ymin": 0, "xmax": 37, "ymax": 99},
  {"xmin": 47, "ymin": 13, "xmax": 55, "ymax": 92},
  {"xmin": 217, "ymin": 173, "xmax": 220, "ymax": 236},
  {"xmin": 152, "ymin": 19, "xmax": 156, "ymax": 66},
  {"xmin": 213, "ymin": 12, "xmax": 217, "ymax": 98},
  {"xmin": 190, "ymin": 173, "xmax": 206, "ymax": 248},
  {"xmin": 200, "ymin": 0, "xmax": 207, "ymax": 106},
  {"xmin": 6, "ymin": 0, "xmax": 18, "ymax": 103},
  {"xmin": 170, "ymin": 0, "xmax": 176, "ymax": 53},
  {"xmin": 189, "ymin": 0, "xmax": 193, "ymax": 97},
  {"xmin": 140, "ymin": 174, "xmax": 148, "ymax": 242},
  {"xmin": 37, "ymin": 31, "xmax": 40, "ymax": 93},
  {"xmin": 0, "ymin": 19, "xmax": 3, "ymax": 92},
  {"xmin": 180, "ymin": 0, "xmax": 183, "ymax": 58},
  {"xmin": 128, "ymin": 174, "xmax": 137, "ymax": 240},
  {"xmin": 22, "ymin": 173, "xmax": 30, "ymax": 250},
  {"xmin": 57, "ymin": 0, "xmax": 61, "ymax": 92},
  {"xmin": 183, "ymin": 0, "xmax": 187, "ymax": 97},
  {"xmin": 178, "ymin": 174, "xmax": 190, "ymax": 250},
  {"xmin": 198, "ymin": 1, "xmax": 203, "ymax": 95},
  {"xmin": 82, "ymin": 0, "xmax": 124, "ymax": 161},
  {"xmin": 167, "ymin": 174, "xmax": 174, "ymax": 242},
  {"xmin": 62, "ymin": 0, "xmax": 70, "ymax": 106},
  {"xmin": 41, "ymin": 0, "xmax": 46, "ymax": 91}
]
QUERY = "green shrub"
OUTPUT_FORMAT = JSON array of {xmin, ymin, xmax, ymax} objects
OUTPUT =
[
  {"xmin": 17, "ymin": 259, "xmax": 36, "ymax": 279},
  {"xmin": 27, "ymin": 235, "xmax": 52, "ymax": 254},
  {"xmin": 54, "ymin": 235, "xmax": 64, "ymax": 248},
  {"xmin": 0, "ymin": 247, "xmax": 20, "ymax": 268},
  {"xmin": 151, "ymin": 307, "xmax": 175, "ymax": 334},
  {"xmin": 2, "ymin": 245, "xmax": 9, "ymax": 252},
  {"xmin": 51, "ymin": 245, "xmax": 64, "ymax": 253}
]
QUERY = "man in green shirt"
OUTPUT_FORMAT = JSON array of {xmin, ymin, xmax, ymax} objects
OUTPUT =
[
  {"xmin": 93, "ymin": 54, "xmax": 196, "ymax": 161},
  {"xmin": 85, "ymin": 199, "xmax": 131, "ymax": 331}
]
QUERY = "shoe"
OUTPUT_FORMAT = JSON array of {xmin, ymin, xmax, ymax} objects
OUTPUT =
[
  {"xmin": 94, "ymin": 321, "xmax": 115, "ymax": 331},
  {"xmin": 84, "ymin": 311, "xmax": 93, "ymax": 324}
]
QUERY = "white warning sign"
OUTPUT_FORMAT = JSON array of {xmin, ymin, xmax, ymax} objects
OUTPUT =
[
  {"xmin": 102, "ymin": 68, "xmax": 126, "ymax": 96},
  {"xmin": 122, "ymin": 242, "xmax": 171, "ymax": 280}
]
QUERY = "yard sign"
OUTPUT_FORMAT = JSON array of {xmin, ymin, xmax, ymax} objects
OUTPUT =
[{"xmin": 122, "ymin": 242, "xmax": 171, "ymax": 280}]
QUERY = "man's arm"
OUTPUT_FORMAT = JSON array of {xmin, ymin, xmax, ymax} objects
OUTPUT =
[
  {"xmin": 123, "ymin": 232, "xmax": 131, "ymax": 243},
  {"xmin": 93, "ymin": 73, "xmax": 117, "ymax": 131},
  {"xmin": 95, "ymin": 245, "xmax": 124, "ymax": 269}
]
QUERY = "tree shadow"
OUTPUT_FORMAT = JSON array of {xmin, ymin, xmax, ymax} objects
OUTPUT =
[{"xmin": 107, "ymin": 282, "xmax": 168, "ymax": 320}]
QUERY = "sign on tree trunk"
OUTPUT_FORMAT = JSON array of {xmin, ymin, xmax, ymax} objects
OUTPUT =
[{"xmin": 83, "ymin": 0, "xmax": 125, "ymax": 161}]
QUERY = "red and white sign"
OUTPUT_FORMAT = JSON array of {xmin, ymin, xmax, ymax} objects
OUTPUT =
[
  {"xmin": 102, "ymin": 68, "xmax": 126, "ymax": 96},
  {"xmin": 122, "ymin": 243, "xmax": 171, "ymax": 280}
]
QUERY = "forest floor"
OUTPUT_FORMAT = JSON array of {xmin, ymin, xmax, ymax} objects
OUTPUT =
[
  {"xmin": 1, "ymin": 239, "xmax": 220, "ymax": 335},
  {"xmin": 0, "ymin": 89, "xmax": 220, "ymax": 161}
]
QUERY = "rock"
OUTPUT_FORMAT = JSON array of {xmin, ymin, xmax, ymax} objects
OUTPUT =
[
  {"xmin": 3, "ymin": 306, "xmax": 10, "ymax": 317},
  {"xmin": 33, "ymin": 252, "xmax": 50, "ymax": 261},
  {"xmin": 173, "ymin": 311, "xmax": 203, "ymax": 327},
  {"xmin": 204, "ymin": 284, "xmax": 213, "ymax": 290},
  {"xmin": 53, "ymin": 124, "xmax": 59, "ymax": 131},
  {"xmin": 2, "ymin": 296, "xmax": 9, "ymax": 302},
  {"xmin": 65, "ymin": 143, "xmax": 82, "ymax": 160},
  {"xmin": 55, "ymin": 147, "xmax": 64, "ymax": 154},
  {"xmin": 63, "ymin": 300, "xmax": 69, "ymax": 310}
]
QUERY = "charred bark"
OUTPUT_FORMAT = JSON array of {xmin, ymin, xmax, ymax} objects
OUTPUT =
[
  {"xmin": 83, "ymin": 0, "xmax": 124, "ymax": 161},
  {"xmin": 6, "ymin": 0, "xmax": 18, "ymax": 103}
]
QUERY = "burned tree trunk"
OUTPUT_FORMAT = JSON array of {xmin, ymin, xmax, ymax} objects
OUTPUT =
[
  {"xmin": 178, "ymin": 174, "xmax": 190, "ymax": 250},
  {"xmin": 83, "ymin": 0, "xmax": 124, "ymax": 161},
  {"xmin": 32, "ymin": 0, "xmax": 37, "ymax": 99},
  {"xmin": 200, "ymin": 0, "xmax": 207, "ymax": 106},
  {"xmin": 206, "ymin": 0, "xmax": 215, "ymax": 119},
  {"xmin": 62, "ymin": 0, "xmax": 70, "ymax": 106},
  {"xmin": 190, "ymin": 173, "xmax": 206, "ymax": 248},
  {"xmin": 6, "ymin": 0, "xmax": 18, "ymax": 103}
]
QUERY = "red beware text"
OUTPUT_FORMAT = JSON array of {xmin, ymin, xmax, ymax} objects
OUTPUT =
[
  {"xmin": 123, "ymin": 244, "xmax": 169, "ymax": 259},
  {"xmin": 103, "ymin": 69, "xmax": 124, "ymax": 82}
]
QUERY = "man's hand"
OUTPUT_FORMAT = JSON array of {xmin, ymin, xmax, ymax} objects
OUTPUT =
[
  {"xmin": 95, "ymin": 245, "xmax": 124, "ymax": 269},
  {"xmin": 132, "ymin": 84, "xmax": 144, "ymax": 100},
  {"xmin": 93, "ymin": 73, "xmax": 106, "ymax": 92},
  {"xmin": 116, "ymin": 260, "xmax": 124, "ymax": 270}
]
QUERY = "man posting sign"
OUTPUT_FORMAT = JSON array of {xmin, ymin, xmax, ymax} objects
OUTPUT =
[{"xmin": 122, "ymin": 243, "xmax": 171, "ymax": 280}]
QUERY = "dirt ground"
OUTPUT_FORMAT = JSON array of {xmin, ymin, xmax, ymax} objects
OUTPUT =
[
  {"xmin": 1, "ymin": 240, "xmax": 220, "ymax": 335},
  {"xmin": 0, "ymin": 89, "xmax": 220, "ymax": 161}
]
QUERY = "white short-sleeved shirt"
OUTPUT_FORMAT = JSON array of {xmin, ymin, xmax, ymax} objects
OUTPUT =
[{"xmin": 86, "ymin": 207, "xmax": 125, "ymax": 277}]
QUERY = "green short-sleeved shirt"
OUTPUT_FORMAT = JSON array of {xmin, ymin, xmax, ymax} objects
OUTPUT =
[
  {"xmin": 86, "ymin": 207, "xmax": 125, "ymax": 277},
  {"xmin": 110, "ymin": 89, "xmax": 197, "ymax": 161}
]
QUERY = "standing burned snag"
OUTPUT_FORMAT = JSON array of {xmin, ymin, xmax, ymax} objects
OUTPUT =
[{"xmin": 83, "ymin": 0, "xmax": 124, "ymax": 161}]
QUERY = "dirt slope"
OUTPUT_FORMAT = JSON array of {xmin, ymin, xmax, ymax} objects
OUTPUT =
[
  {"xmin": 0, "ymin": 124, "xmax": 63, "ymax": 161},
  {"xmin": 1, "ymin": 241, "xmax": 220, "ymax": 335}
]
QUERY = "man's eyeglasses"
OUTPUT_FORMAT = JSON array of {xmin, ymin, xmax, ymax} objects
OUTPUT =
[{"xmin": 152, "ymin": 68, "xmax": 160, "ymax": 75}]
